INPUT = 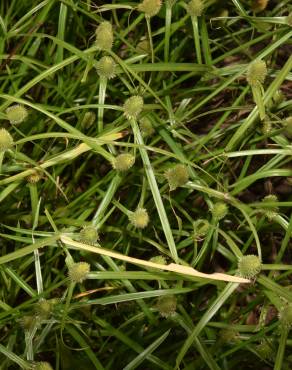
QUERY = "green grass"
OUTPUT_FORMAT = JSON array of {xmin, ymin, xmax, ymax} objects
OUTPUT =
[{"xmin": 0, "ymin": 0, "xmax": 292, "ymax": 369}]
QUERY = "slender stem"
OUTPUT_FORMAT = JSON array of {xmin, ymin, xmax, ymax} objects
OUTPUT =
[
  {"xmin": 98, "ymin": 76, "xmax": 107, "ymax": 133},
  {"xmin": 146, "ymin": 16, "xmax": 154, "ymax": 63},
  {"xmin": 164, "ymin": 1, "xmax": 172, "ymax": 62},
  {"xmin": 191, "ymin": 16, "xmax": 202, "ymax": 64}
]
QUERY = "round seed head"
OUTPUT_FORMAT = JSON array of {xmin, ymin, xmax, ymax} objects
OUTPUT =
[
  {"xmin": 262, "ymin": 119, "xmax": 272, "ymax": 135},
  {"xmin": 156, "ymin": 295, "xmax": 177, "ymax": 318},
  {"xmin": 238, "ymin": 254, "xmax": 262, "ymax": 279},
  {"xmin": 193, "ymin": 219, "xmax": 210, "ymax": 240},
  {"xmin": 211, "ymin": 202, "xmax": 228, "ymax": 220},
  {"xmin": 112, "ymin": 153, "xmax": 135, "ymax": 171},
  {"xmin": 68, "ymin": 262, "xmax": 90, "ymax": 283},
  {"xmin": 81, "ymin": 111, "xmax": 96, "ymax": 129},
  {"xmin": 123, "ymin": 96, "xmax": 144, "ymax": 120},
  {"xmin": 27, "ymin": 171, "xmax": 41, "ymax": 184},
  {"xmin": 6, "ymin": 104, "xmax": 28, "ymax": 124},
  {"xmin": 95, "ymin": 21, "xmax": 113, "ymax": 50},
  {"xmin": 279, "ymin": 303, "xmax": 292, "ymax": 329},
  {"xmin": 283, "ymin": 117, "xmax": 292, "ymax": 139},
  {"xmin": 138, "ymin": 0, "xmax": 162, "ymax": 17},
  {"xmin": 262, "ymin": 194, "xmax": 278, "ymax": 220},
  {"xmin": 96, "ymin": 56, "xmax": 116, "ymax": 79},
  {"xmin": 129, "ymin": 208, "xmax": 149, "ymax": 229},
  {"xmin": 287, "ymin": 13, "xmax": 292, "ymax": 27},
  {"xmin": 165, "ymin": 164, "xmax": 189, "ymax": 190},
  {"xmin": 0, "ymin": 128, "xmax": 13, "ymax": 152},
  {"xmin": 19, "ymin": 315, "xmax": 37, "ymax": 331},
  {"xmin": 35, "ymin": 299, "xmax": 53, "ymax": 319},
  {"xmin": 256, "ymin": 340, "xmax": 274, "ymax": 360},
  {"xmin": 33, "ymin": 362, "xmax": 54, "ymax": 370},
  {"xmin": 247, "ymin": 60, "xmax": 267, "ymax": 86},
  {"xmin": 136, "ymin": 39, "xmax": 151, "ymax": 55},
  {"xmin": 79, "ymin": 225, "xmax": 99, "ymax": 245},
  {"xmin": 220, "ymin": 328, "xmax": 239, "ymax": 344},
  {"xmin": 140, "ymin": 116, "xmax": 154, "ymax": 137},
  {"xmin": 147, "ymin": 255, "xmax": 167, "ymax": 272},
  {"xmin": 186, "ymin": 0, "xmax": 204, "ymax": 17}
]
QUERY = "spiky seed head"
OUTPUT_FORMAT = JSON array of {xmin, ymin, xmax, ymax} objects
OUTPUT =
[
  {"xmin": 0, "ymin": 128, "xmax": 13, "ymax": 152},
  {"xmin": 262, "ymin": 194, "xmax": 278, "ymax": 220},
  {"xmin": 247, "ymin": 60, "xmax": 267, "ymax": 86},
  {"xmin": 27, "ymin": 171, "xmax": 41, "ymax": 184},
  {"xmin": 6, "ymin": 104, "xmax": 28, "ymax": 124},
  {"xmin": 279, "ymin": 303, "xmax": 292, "ymax": 329},
  {"xmin": 123, "ymin": 96, "xmax": 144, "ymax": 120},
  {"xmin": 112, "ymin": 153, "xmax": 135, "ymax": 171},
  {"xmin": 81, "ymin": 111, "xmax": 96, "ymax": 129},
  {"xmin": 19, "ymin": 315, "xmax": 37, "ymax": 331},
  {"xmin": 193, "ymin": 219, "xmax": 210, "ymax": 240},
  {"xmin": 95, "ymin": 21, "xmax": 113, "ymax": 50},
  {"xmin": 33, "ymin": 362, "xmax": 54, "ymax": 370},
  {"xmin": 129, "ymin": 208, "xmax": 149, "ymax": 229},
  {"xmin": 252, "ymin": 0, "xmax": 269, "ymax": 12},
  {"xmin": 79, "ymin": 225, "xmax": 99, "ymax": 245},
  {"xmin": 157, "ymin": 295, "xmax": 177, "ymax": 318},
  {"xmin": 238, "ymin": 255, "xmax": 262, "ymax": 278},
  {"xmin": 186, "ymin": 0, "xmax": 204, "ymax": 17},
  {"xmin": 68, "ymin": 262, "xmax": 90, "ymax": 283},
  {"xmin": 140, "ymin": 116, "xmax": 154, "ymax": 137},
  {"xmin": 136, "ymin": 39, "xmax": 151, "ymax": 55},
  {"xmin": 165, "ymin": 164, "xmax": 189, "ymax": 190},
  {"xmin": 96, "ymin": 56, "xmax": 116, "ymax": 79},
  {"xmin": 283, "ymin": 117, "xmax": 292, "ymax": 139},
  {"xmin": 220, "ymin": 328, "xmax": 239, "ymax": 343},
  {"xmin": 138, "ymin": 0, "xmax": 162, "ymax": 17},
  {"xmin": 256, "ymin": 340, "xmax": 274, "ymax": 360},
  {"xmin": 147, "ymin": 255, "xmax": 167, "ymax": 272},
  {"xmin": 149, "ymin": 255, "xmax": 167, "ymax": 265},
  {"xmin": 35, "ymin": 299, "xmax": 53, "ymax": 319},
  {"xmin": 211, "ymin": 202, "xmax": 228, "ymax": 220}
]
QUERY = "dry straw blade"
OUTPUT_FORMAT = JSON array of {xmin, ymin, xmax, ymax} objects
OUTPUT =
[{"xmin": 60, "ymin": 236, "xmax": 249, "ymax": 283}]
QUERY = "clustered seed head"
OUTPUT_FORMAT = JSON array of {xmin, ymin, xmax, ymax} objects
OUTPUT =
[
  {"xmin": 262, "ymin": 194, "xmax": 278, "ymax": 220},
  {"xmin": 211, "ymin": 202, "xmax": 228, "ymax": 220},
  {"xmin": 287, "ymin": 13, "xmax": 292, "ymax": 27},
  {"xmin": 147, "ymin": 255, "xmax": 167, "ymax": 272},
  {"xmin": 79, "ymin": 225, "xmax": 99, "ymax": 245},
  {"xmin": 157, "ymin": 295, "xmax": 177, "ymax": 318},
  {"xmin": 247, "ymin": 60, "xmax": 267, "ymax": 87},
  {"xmin": 262, "ymin": 119, "xmax": 272, "ymax": 135},
  {"xmin": 35, "ymin": 299, "xmax": 53, "ymax": 319},
  {"xmin": 140, "ymin": 116, "xmax": 154, "ymax": 137},
  {"xmin": 95, "ymin": 21, "xmax": 114, "ymax": 50},
  {"xmin": 96, "ymin": 56, "xmax": 116, "ymax": 79},
  {"xmin": 283, "ymin": 117, "xmax": 292, "ymax": 139},
  {"xmin": 27, "ymin": 171, "xmax": 41, "ymax": 184},
  {"xmin": 256, "ymin": 340, "xmax": 273, "ymax": 360},
  {"xmin": 20, "ymin": 315, "xmax": 37, "ymax": 331},
  {"xmin": 193, "ymin": 219, "xmax": 210, "ymax": 240},
  {"xmin": 252, "ymin": 0, "xmax": 269, "ymax": 12},
  {"xmin": 81, "ymin": 111, "xmax": 96, "ymax": 129},
  {"xmin": 33, "ymin": 362, "xmax": 54, "ymax": 370},
  {"xmin": 136, "ymin": 39, "xmax": 151, "ymax": 55},
  {"xmin": 129, "ymin": 208, "xmax": 149, "ymax": 229},
  {"xmin": 186, "ymin": 0, "xmax": 204, "ymax": 17},
  {"xmin": 68, "ymin": 262, "xmax": 90, "ymax": 283},
  {"xmin": 6, "ymin": 104, "xmax": 28, "ymax": 124},
  {"xmin": 165, "ymin": 164, "xmax": 189, "ymax": 190},
  {"xmin": 279, "ymin": 303, "xmax": 292, "ymax": 329},
  {"xmin": 149, "ymin": 255, "xmax": 167, "ymax": 266},
  {"xmin": 112, "ymin": 153, "xmax": 135, "ymax": 171},
  {"xmin": 0, "ymin": 128, "xmax": 13, "ymax": 152},
  {"xmin": 220, "ymin": 328, "xmax": 239, "ymax": 344},
  {"xmin": 123, "ymin": 96, "xmax": 144, "ymax": 120},
  {"xmin": 237, "ymin": 254, "xmax": 262, "ymax": 279},
  {"xmin": 138, "ymin": 0, "xmax": 162, "ymax": 17}
]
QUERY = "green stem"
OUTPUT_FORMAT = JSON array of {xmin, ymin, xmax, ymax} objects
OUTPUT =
[
  {"xmin": 191, "ymin": 16, "xmax": 202, "ymax": 64},
  {"xmin": 98, "ymin": 76, "xmax": 107, "ymax": 133}
]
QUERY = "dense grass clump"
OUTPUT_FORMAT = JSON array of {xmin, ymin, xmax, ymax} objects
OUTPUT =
[{"xmin": 0, "ymin": 1, "xmax": 292, "ymax": 369}]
